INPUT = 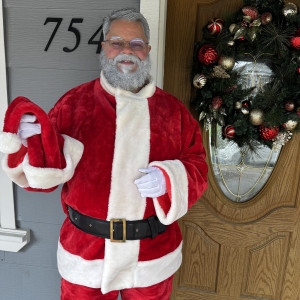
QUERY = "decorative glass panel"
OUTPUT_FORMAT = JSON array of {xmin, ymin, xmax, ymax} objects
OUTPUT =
[
  {"xmin": 209, "ymin": 125, "xmax": 281, "ymax": 202},
  {"xmin": 209, "ymin": 60, "xmax": 282, "ymax": 202}
]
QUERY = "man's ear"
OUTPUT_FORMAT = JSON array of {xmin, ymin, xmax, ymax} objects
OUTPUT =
[
  {"xmin": 101, "ymin": 41, "xmax": 105, "ymax": 48},
  {"xmin": 148, "ymin": 45, "xmax": 151, "ymax": 53}
]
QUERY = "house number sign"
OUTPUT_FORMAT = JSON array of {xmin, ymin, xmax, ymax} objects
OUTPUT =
[{"xmin": 44, "ymin": 17, "xmax": 104, "ymax": 53}]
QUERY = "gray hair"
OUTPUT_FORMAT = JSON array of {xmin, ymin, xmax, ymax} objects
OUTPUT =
[{"xmin": 102, "ymin": 8, "xmax": 150, "ymax": 42}]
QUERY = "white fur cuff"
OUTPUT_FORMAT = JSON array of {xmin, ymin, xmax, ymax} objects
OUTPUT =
[
  {"xmin": 149, "ymin": 160, "xmax": 189, "ymax": 225},
  {"xmin": 0, "ymin": 132, "xmax": 22, "ymax": 154},
  {"xmin": 1, "ymin": 155, "xmax": 29, "ymax": 188},
  {"xmin": 23, "ymin": 135, "xmax": 84, "ymax": 189}
]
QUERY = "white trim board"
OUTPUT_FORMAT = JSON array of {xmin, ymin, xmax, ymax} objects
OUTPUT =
[
  {"xmin": 0, "ymin": 0, "xmax": 30, "ymax": 252},
  {"xmin": 0, "ymin": 0, "xmax": 15, "ymax": 230},
  {"xmin": 140, "ymin": 0, "xmax": 167, "ymax": 89}
]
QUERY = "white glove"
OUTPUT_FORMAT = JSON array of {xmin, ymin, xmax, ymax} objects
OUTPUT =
[
  {"xmin": 18, "ymin": 114, "xmax": 41, "ymax": 147},
  {"xmin": 134, "ymin": 167, "xmax": 167, "ymax": 198}
]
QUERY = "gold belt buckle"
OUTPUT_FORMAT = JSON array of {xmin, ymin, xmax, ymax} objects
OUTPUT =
[{"xmin": 110, "ymin": 219, "xmax": 126, "ymax": 242}]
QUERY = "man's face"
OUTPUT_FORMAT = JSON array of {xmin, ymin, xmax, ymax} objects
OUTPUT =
[
  {"xmin": 102, "ymin": 19, "xmax": 151, "ymax": 73},
  {"xmin": 100, "ymin": 19, "xmax": 152, "ymax": 92}
]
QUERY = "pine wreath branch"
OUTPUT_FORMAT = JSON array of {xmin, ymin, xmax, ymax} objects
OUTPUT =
[{"xmin": 261, "ymin": 22, "xmax": 295, "ymax": 56}]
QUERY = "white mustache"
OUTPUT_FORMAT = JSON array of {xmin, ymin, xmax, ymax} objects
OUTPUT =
[{"xmin": 112, "ymin": 54, "xmax": 140, "ymax": 65}]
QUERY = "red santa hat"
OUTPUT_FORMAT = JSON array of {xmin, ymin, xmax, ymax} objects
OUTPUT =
[{"xmin": 0, "ymin": 96, "xmax": 65, "ymax": 191}]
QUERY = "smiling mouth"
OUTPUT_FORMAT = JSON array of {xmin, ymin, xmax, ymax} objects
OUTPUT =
[
  {"xmin": 119, "ymin": 60, "xmax": 135, "ymax": 65},
  {"xmin": 116, "ymin": 61, "xmax": 138, "ymax": 74}
]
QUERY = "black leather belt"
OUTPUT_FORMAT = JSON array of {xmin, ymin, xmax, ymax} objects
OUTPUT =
[{"xmin": 68, "ymin": 206, "xmax": 167, "ymax": 242}]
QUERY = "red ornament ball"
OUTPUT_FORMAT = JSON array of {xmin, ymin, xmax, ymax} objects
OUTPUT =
[
  {"xmin": 285, "ymin": 100, "xmax": 295, "ymax": 111},
  {"xmin": 291, "ymin": 36, "xmax": 300, "ymax": 50},
  {"xmin": 242, "ymin": 6, "xmax": 259, "ymax": 20},
  {"xmin": 242, "ymin": 100, "xmax": 251, "ymax": 108},
  {"xmin": 212, "ymin": 96, "xmax": 223, "ymax": 110},
  {"xmin": 259, "ymin": 125, "xmax": 279, "ymax": 140},
  {"xmin": 223, "ymin": 125, "xmax": 235, "ymax": 139},
  {"xmin": 207, "ymin": 18, "xmax": 224, "ymax": 35},
  {"xmin": 261, "ymin": 12, "xmax": 273, "ymax": 25},
  {"xmin": 198, "ymin": 44, "xmax": 218, "ymax": 65}
]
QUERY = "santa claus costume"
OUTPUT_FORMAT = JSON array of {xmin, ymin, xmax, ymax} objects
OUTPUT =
[{"xmin": 0, "ymin": 73, "xmax": 208, "ymax": 297}]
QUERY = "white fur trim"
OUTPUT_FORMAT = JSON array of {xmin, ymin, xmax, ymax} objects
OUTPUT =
[
  {"xmin": 134, "ymin": 242, "xmax": 182, "ymax": 288},
  {"xmin": 1, "ymin": 154, "xmax": 29, "ymax": 188},
  {"xmin": 57, "ymin": 241, "xmax": 104, "ymax": 288},
  {"xmin": 149, "ymin": 160, "xmax": 189, "ymax": 225},
  {"xmin": 101, "ymin": 88, "xmax": 151, "ymax": 292},
  {"xmin": 57, "ymin": 240, "xmax": 182, "ymax": 291},
  {"xmin": 0, "ymin": 132, "xmax": 22, "ymax": 154},
  {"xmin": 22, "ymin": 134, "xmax": 84, "ymax": 189}
]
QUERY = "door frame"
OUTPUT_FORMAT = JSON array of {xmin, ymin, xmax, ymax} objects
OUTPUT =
[{"xmin": 140, "ymin": 0, "xmax": 168, "ymax": 89}]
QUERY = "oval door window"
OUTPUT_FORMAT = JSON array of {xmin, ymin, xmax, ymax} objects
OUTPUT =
[{"xmin": 209, "ymin": 60, "xmax": 282, "ymax": 202}]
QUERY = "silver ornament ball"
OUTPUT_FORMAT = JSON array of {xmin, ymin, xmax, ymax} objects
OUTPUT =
[
  {"xmin": 193, "ymin": 74, "xmax": 207, "ymax": 89},
  {"xmin": 282, "ymin": 2, "xmax": 298, "ymax": 17}
]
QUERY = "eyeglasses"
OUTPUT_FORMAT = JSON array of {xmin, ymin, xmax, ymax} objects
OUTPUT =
[{"xmin": 104, "ymin": 37, "xmax": 149, "ymax": 52}]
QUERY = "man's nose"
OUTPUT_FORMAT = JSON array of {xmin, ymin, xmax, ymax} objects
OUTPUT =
[{"xmin": 121, "ymin": 43, "xmax": 134, "ymax": 55}]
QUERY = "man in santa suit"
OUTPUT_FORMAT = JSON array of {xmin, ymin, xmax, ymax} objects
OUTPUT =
[{"xmin": 0, "ymin": 8, "xmax": 208, "ymax": 300}]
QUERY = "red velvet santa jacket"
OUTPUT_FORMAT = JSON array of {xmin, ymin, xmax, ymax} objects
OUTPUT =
[{"xmin": 0, "ymin": 74, "xmax": 208, "ymax": 293}]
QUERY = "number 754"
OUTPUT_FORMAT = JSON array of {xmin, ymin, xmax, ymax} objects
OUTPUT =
[{"xmin": 44, "ymin": 17, "xmax": 103, "ymax": 53}]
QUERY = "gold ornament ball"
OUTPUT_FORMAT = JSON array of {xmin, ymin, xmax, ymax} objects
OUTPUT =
[
  {"xmin": 282, "ymin": 2, "xmax": 298, "ymax": 17},
  {"xmin": 218, "ymin": 55, "xmax": 235, "ymax": 71},
  {"xmin": 284, "ymin": 120, "xmax": 298, "ymax": 130},
  {"xmin": 234, "ymin": 101, "xmax": 242, "ymax": 110},
  {"xmin": 249, "ymin": 108, "xmax": 264, "ymax": 126},
  {"xmin": 193, "ymin": 74, "xmax": 207, "ymax": 89}
]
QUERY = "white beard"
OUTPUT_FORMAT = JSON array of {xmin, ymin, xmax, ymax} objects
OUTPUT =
[{"xmin": 99, "ymin": 51, "xmax": 151, "ymax": 91}]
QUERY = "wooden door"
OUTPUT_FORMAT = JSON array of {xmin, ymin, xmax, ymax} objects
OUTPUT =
[{"xmin": 164, "ymin": 1, "xmax": 300, "ymax": 299}]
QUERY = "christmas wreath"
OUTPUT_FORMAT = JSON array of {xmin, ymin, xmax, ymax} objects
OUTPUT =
[{"xmin": 192, "ymin": 0, "xmax": 300, "ymax": 150}]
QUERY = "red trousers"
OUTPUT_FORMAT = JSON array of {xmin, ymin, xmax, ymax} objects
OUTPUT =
[{"xmin": 61, "ymin": 275, "xmax": 174, "ymax": 300}]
